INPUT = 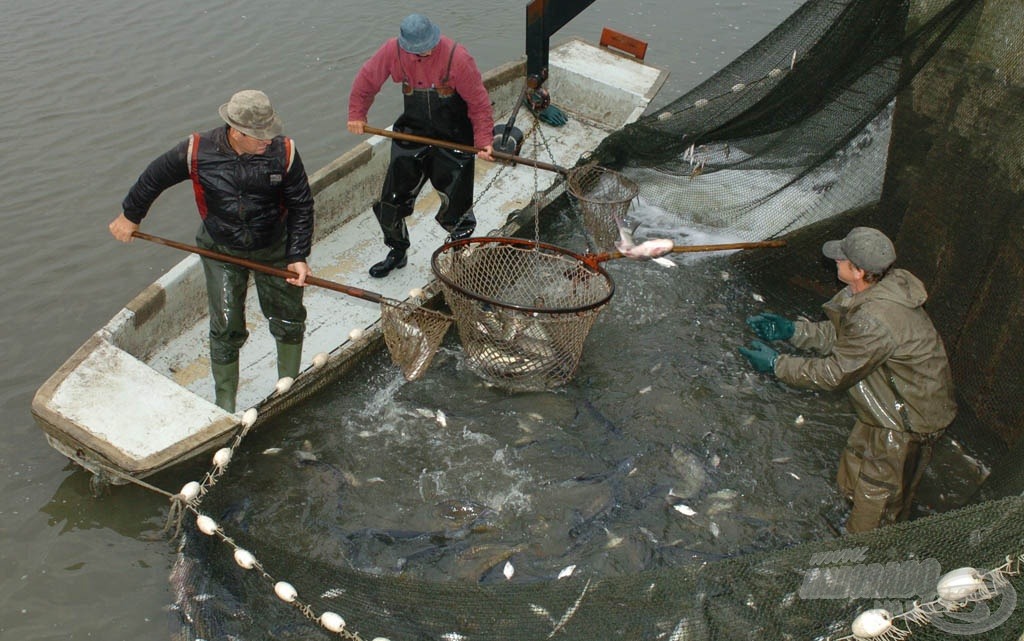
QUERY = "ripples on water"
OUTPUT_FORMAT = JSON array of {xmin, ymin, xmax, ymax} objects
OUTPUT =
[{"xmin": 208, "ymin": 199, "xmax": 858, "ymax": 584}]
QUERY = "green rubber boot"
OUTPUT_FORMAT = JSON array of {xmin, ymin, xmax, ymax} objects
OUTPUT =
[
  {"xmin": 277, "ymin": 341, "xmax": 303, "ymax": 380},
  {"xmin": 211, "ymin": 360, "xmax": 239, "ymax": 413}
]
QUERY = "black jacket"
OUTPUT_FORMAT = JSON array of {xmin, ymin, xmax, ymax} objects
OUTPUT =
[{"xmin": 122, "ymin": 126, "xmax": 315, "ymax": 262}]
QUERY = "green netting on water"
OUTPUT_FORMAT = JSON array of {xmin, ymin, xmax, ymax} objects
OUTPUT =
[
  {"xmin": 181, "ymin": 494, "xmax": 1024, "ymax": 640},
  {"xmin": 173, "ymin": 0, "xmax": 1024, "ymax": 639}
]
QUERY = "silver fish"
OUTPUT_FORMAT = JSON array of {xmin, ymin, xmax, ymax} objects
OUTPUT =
[
  {"xmin": 295, "ymin": 439, "xmax": 317, "ymax": 464},
  {"xmin": 619, "ymin": 238, "xmax": 675, "ymax": 259}
]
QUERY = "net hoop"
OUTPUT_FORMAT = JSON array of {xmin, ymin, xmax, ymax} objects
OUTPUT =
[
  {"xmin": 431, "ymin": 237, "xmax": 616, "ymax": 314},
  {"xmin": 431, "ymin": 237, "xmax": 616, "ymax": 391}
]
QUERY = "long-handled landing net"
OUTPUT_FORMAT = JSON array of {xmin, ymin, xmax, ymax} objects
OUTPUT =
[
  {"xmin": 360, "ymin": 125, "xmax": 638, "ymax": 249},
  {"xmin": 133, "ymin": 232, "xmax": 451, "ymax": 381},
  {"xmin": 432, "ymin": 236, "xmax": 786, "ymax": 391},
  {"xmin": 567, "ymin": 163, "xmax": 641, "ymax": 250},
  {"xmin": 432, "ymin": 237, "xmax": 615, "ymax": 392}
]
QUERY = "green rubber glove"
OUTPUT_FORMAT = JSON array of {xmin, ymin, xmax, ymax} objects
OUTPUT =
[
  {"xmin": 746, "ymin": 312, "xmax": 795, "ymax": 342},
  {"xmin": 739, "ymin": 340, "xmax": 779, "ymax": 373},
  {"xmin": 538, "ymin": 104, "xmax": 568, "ymax": 126}
]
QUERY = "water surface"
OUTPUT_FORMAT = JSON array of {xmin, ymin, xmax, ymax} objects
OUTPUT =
[{"xmin": 8, "ymin": 1, "xmax": 889, "ymax": 638}]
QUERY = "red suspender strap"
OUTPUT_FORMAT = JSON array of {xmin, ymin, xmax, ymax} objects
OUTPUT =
[
  {"xmin": 187, "ymin": 133, "xmax": 208, "ymax": 220},
  {"xmin": 279, "ymin": 137, "xmax": 295, "ymax": 221},
  {"xmin": 283, "ymin": 137, "xmax": 294, "ymax": 174}
]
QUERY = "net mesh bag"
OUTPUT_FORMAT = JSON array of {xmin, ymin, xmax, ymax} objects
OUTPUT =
[
  {"xmin": 379, "ymin": 300, "xmax": 452, "ymax": 381},
  {"xmin": 566, "ymin": 163, "xmax": 640, "ymax": 250},
  {"xmin": 173, "ymin": 0, "xmax": 1024, "ymax": 639},
  {"xmin": 430, "ymin": 237, "xmax": 614, "ymax": 391}
]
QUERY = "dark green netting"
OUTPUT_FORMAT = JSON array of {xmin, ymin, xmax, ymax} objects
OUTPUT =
[
  {"xmin": 179, "ymin": 494, "xmax": 1024, "ymax": 640},
  {"xmin": 172, "ymin": 0, "xmax": 1024, "ymax": 639}
]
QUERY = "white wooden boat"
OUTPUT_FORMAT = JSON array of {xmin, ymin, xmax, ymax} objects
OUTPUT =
[{"xmin": 31, "ymin": 37, "xmax": 667, "ymax": 483}]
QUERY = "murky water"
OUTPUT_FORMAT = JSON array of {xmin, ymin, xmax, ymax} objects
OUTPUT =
[
  {"xmin": 3, "ymin": 1, "xmax": 993, "ymax": 639},
  {"xmin": 197, "ymin": 198, "xmax": 984, "ymax": 595}
]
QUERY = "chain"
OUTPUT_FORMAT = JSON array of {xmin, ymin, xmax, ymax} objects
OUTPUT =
[
  {"xmin": 529, "ymin": 113, "xmax": 562, "ymax": 243},
  {"xmin": 528, "ymin": 118, "xmax": 542, "ymax": 243}
]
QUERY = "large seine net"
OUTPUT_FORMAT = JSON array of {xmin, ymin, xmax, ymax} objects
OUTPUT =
[{"xmin": 175, "ymin": 0, "xmax": 1024, "ymax": 639}]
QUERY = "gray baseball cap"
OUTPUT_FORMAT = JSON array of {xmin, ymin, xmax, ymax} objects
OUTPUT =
[
  {"xmin": 822, "ymin": 226, "xmax": 896, "ymax": 273},
  {"xmin": 398, "ymin": 14, "xmax": 441, "ymax": 54},
  {"xmin": 218, "ymin": 90, "xmax": 283, "ymax": 140}
]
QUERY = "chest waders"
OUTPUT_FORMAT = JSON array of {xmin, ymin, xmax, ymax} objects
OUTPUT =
[
  {"xmin": 373, "ymin": 42, "xmax": 478, "ymax": 255},
  {"xmin": 836, "ymin": 420, "xmax": 942, "ymax": 533},
  {"xmin": 189, "ymin": 133, "xmax": 307, "ymax": 411}
]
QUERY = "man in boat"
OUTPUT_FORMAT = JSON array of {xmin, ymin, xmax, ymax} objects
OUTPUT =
[
  {"xmin": 347, "ymin": 13, "xmax": 495, "ymax": 278},
  {"xmin": 108, "ymin": 89, "xmax": 315, "ymax": 413},
  {"xmin": 737, "ymin": 227, "xmax": 957, "ymax": 533}
]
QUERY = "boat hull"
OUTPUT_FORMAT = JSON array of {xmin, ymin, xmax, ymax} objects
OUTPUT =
[{"xmin": 32, "ymin": 38, "xmax": 668, "ymax": 482}]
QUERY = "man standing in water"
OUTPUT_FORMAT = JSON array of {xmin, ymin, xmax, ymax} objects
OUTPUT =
[
  {"xmin": 109, "ymin": 90, "xmax": 315, "ymax": 413},
  {"xmin": 738, "ymin": 227, "xmax": 957, "ymax": 533},
  {"xmin": 347, "ymin": 13, "xmax": 494, "ymax": 278}
]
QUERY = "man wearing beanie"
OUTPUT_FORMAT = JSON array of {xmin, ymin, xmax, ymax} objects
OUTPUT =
[
  {"xmin": 347, "ymin": 13, "xmax": 495, "ymax": 277},
  {"xmin": 739, "ymin": 227, "xmax": 957, "ymax": 533}
]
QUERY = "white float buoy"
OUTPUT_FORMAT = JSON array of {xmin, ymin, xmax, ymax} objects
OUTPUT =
[
  {"xmin": 937, "ymin": 567, "xmax": 985, "ymax": 602},
  {"xmin": 694, "ymin": 98, "xmax": 709, "ymax": 109},
  {"xmin": 241, "ymin": 407, "xmax": 259, "ymax": 428},
  {"xmin": 349, "ymin": 328, "xmax": 364, "ymax": 341},
  {"xmin": 768, "ymin": 68, "xmax": 783, "ymax": 79},
  {"xmin": 320, "ymin": 611, "xmax": 346, "ymax": 632},
  {"xmin": 408, "ymin": 287, "xmax": 425, "ymax": 299},
  {"xmin": 178, "ymin": 481, "xmax": 201, "ymax": 501},
  {"xmin": 212, "ymin": 448, "xmax": 232, "ymax": 469},
  {"xmin": 234, "ymin": 548, "xmax": 256, "ymax": 570},
  {"xmin": 731, "ymin": 83, "xmax": 746, "ymax": 93},
  {"xmin": 196, "ymin": 514, "xmax": 218, "ymax": 535},
  {"xmin": 850, "ymin": 609, "xmax": 893, "ymax": 638},
  {"xmin": 274, "ymin": 581, "xmax": 298, "ymax": 603},
  {"xmin": 275, "ymin": 377, "xmax": 294, "ymax": 394},
  {"xmin": 312, "ymin": 352, "xmax": 328, "ymax": 368}
]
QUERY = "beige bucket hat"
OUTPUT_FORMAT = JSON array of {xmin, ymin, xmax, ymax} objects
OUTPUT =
[{"xmin": 218, "ymin": 90, "xmax": 283, "ymax": 140}]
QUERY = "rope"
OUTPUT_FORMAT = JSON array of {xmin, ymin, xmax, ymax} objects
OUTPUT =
[{"xmin": 96, "ymin": 406, "xmax": 387, "ymax": 640}]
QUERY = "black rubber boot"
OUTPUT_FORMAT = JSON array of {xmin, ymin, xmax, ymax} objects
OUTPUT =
[
  {"xmin": 447, "ymin": 228, "xmax": 474, "ymax": 242},
  {"xmin": 369, "ymin": 249, "xmax": 408, "ymax": 278},
  {"xmin": 211, "ymin": 360, "xmax": 239, "ymax": 413}
]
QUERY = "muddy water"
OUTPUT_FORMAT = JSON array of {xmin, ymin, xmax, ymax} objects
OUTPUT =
[
  {"xmin": 201, "ymin": 198, "xmax": 986, "ymax": 588},
  {"xmin": 4, "ymin": 1, "xmax": 992, "ymax": 639}
]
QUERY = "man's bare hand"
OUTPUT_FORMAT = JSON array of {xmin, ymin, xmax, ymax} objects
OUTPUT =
[
  {"xmin": 287, "ymin": 261, "xmax": 311, "ymax": 286},
  {"xmin": 109, "ymin": 213, "xmax": 139, "ymax": 242}
]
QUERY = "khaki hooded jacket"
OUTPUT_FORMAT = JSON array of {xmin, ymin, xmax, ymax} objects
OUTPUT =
[{"xmin": 773, "ymin": 268, "xmax": 957, "ymax": 434}]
